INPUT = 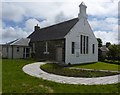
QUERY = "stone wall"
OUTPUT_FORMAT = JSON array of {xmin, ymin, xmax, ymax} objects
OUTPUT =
[{"xmin": 31, "ymin": 39, "xmax": 65, "ymax": 62}]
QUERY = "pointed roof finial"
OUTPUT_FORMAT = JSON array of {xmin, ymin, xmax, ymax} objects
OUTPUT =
[
  {"xmin": 79, "ymin": 2, "xmax": 87, "ymax": 8},
  {"xmin": 79, "ymin": 2, "xmax": 87, "ymax": 7},
  {"xmin": 81, "ymin": 2, "xmax": 85, "ymax": 6}
]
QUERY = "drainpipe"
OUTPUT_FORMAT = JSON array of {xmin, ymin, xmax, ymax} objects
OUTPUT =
[
  {"xmin": 45, "ymin": 42, "xmax": 48, "ymax": 53},
  {"xmin": 12, "ymin": 45, "xmax": 13, "ymax": 59}
]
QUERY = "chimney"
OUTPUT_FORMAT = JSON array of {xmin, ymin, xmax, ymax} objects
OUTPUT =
[
  {"xmin": 34, "ymin": 24, "xmax": 40, "ymax": 31},
  {"xmin": 78, "ymin": 2, "xmax": 87, "ymax": 19}
]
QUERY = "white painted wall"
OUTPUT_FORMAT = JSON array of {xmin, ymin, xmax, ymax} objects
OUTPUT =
[
  {"xmin": 2, "ymin": 46, "xmax": 31, "ymax": 59},
  {"xmin": 13, "ymin": 46, "xmax": 24, "ymax": 58},
  {"xmin": 2, "ymin": 46, "xmax": 8, "ymax": 58},
  {"xmin": 65, "ymin": 18, "xmax": 98, "ymax": 64},
  {"xmin": 65, "ymin": 3, "xmax": 98, "ymax": 64}
]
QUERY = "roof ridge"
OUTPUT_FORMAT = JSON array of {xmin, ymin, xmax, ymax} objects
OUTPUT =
[
  {"xmin": 6, "ymin": 39, "xmax": 19, "ymax": 45},
  {"xmin": 10, "ymin": 38, "xmax": 21, "ymax": 45}
]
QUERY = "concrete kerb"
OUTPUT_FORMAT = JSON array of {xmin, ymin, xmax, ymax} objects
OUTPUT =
[{"xmin": 22, "ymin": 62, "xmax": 120, "ymax": 85}]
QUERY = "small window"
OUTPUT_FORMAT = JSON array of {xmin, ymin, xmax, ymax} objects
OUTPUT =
[
  {"xmin": 6, "ymin": 47, "xmax": 8, "ymax": 52},
  {"xmin": 92, "ymin": 44, "xmax": 95, "ymax": 54},
  {"xmin": 72, "ymin": 42, "xmax": 75, "ymax": 54},
  {"xmin": 80, "ymin": 35, "xmax": 83, "ymax": 54},
  {"xmin": 83, "ymin": 36, "xmax": 86, "ymax": 54},
  {"xmin": 86, "ymin": 36, "xmax": 89, "ymax": 54},
  {"xmin": 84, "ymin": 20, "xmax": 85, "ymax": 25},
  {"xmin": 32, "ymin": 43, "xmax": 35, "ymax": 52},
  {"xmin": 44, "ymin": 42, "xmax": 49, "ymax": 54},
  {"xmin": 17, "ymin": 47, "xmax": 19, "ymax": 52}
]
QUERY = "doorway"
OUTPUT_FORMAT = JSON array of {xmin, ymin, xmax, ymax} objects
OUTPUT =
[{"xmin": 56, "ymin": 47, "xmax": 63, "ymax": 62}]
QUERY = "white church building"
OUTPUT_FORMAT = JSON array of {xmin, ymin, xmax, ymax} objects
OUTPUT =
[{"xmin": 28, "ymin": 2, "xmax": 98, "ymax": 64}]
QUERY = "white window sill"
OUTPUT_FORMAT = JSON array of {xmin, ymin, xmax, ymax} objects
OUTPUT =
[{"xmin": 43, "ymin": 52, "xmax": 49, "ymax": 54}]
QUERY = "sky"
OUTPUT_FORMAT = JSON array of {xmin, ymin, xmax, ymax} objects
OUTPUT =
[{"xmin": 1, "ymin": 0, "xmax": 120, "ymax": 45}]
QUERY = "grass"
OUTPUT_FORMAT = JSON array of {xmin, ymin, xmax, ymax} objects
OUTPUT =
[
  {"xmin": 2, "ymin": 59, "xmax": 120, "ymax": 94},
  {"xmin": 0, "ymin": 59, "xmax": 2, "ymax": 93},
  {"xmin": 72, "ymin": 62, "xmax": 119, "ymax": 71},
  {"xmin": 40, "ymin": 63, "xmax": 120, "ymax": 78}
]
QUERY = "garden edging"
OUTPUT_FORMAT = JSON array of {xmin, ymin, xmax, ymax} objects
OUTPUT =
[{"xmin": 22, "ymin": 62, "xmax": 120, "ymax": 85}]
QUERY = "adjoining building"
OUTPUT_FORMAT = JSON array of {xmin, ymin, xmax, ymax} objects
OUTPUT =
[{"xmin": 2, "ymin": 38, "xmax": 31, "ymax": 59}]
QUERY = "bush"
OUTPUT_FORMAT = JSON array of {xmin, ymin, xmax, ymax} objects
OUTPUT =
[{"xmin": 104, "ymin": 59, "xmax": 120, "ymax": 65}]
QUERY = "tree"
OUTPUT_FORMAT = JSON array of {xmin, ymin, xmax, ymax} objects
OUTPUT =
[
  {"xmin": 106, "ymin": 42, "xmax": 111, "ymax": 48},
  {"xmin": 107, "ymin": 44, "xmax": 120, "ymax": 60},
  {"xmin": 97, "ymin": 38, "xmax": 102, "ymax": 47}
]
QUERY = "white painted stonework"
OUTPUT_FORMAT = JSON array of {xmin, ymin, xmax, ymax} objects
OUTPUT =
[
  {"xmin": 2, "ymin": 46, "xmax": 30, "ymax": 59},
  {"xmin": 65, "ymin": 3, "xmax": 98, "ymax": 64}
]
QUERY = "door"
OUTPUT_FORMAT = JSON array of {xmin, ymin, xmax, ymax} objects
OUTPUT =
[
  {"xmin": 56, "ymin": 47, "xmax": 63, "ymax": 62},
  {"xmin": 23, "ymin": 47, "xmax": 30, "ymax": 58}
]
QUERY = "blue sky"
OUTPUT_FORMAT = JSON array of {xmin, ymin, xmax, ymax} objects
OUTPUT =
[{"xmin": 1, "ymin": 0, "xmax": 119, "ymax": 44}]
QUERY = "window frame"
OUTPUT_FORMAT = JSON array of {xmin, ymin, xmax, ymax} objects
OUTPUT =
[
  {"xmin": 92, "ymin": 44, "xmax": 95, "ymax": 54},
  {"xmin": 80, "ymin": 35, "xmax": 89, "ymax": 54},
  {"xmin": 72, "ymin": 42, "xmax": 75, "ymax": 54},
  {"xmin": 43, "ymin": 41, "xmax": 49, "ymax": 54},
  {"xmin": 17, "ymin": 47, "xmax": 19, "ymax": 52}
]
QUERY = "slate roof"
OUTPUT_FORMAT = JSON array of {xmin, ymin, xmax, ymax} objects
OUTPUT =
[
  {"xmin": 5, "ymin": 38, "xmax": 30, "ymax": 46},
  {"xmin": 28, "ymin": 18, "xmax": 79, "ymax": 42}
]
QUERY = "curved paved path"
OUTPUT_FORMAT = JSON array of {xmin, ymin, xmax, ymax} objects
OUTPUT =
[{"xmin": 22, "ymin": 62, "xmax": 120, "ymax": 85}]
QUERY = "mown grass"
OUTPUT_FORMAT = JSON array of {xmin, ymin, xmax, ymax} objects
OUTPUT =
[
  {"xmin": 72, "ymin": 62, "xmax": 119, "ymax": 71},
  {"xmin": 0, "ymin": 59, "xmax": 2, "ymax": 93},
  {"xmin": 40, "ymin": 63, "xmax": 120, "ymax": 78},
  {"xmin": 2, "ymin": 59, "xmax": 120, "ymax": 94}
]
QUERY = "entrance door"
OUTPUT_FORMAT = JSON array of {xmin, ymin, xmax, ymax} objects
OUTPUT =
[
  {"xmin": 56, "ymin": 47, "xmax": 63, "ymax": 62},
  {"xmin": 23, "ymin": 47, "xmax": 30, "ymax": 58}
]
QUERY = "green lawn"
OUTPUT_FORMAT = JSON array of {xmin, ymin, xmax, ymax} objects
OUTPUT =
[
  {"xmin": 2, "ymin": 59, "xmax": 120, "ymax": 94},
  {"xmin": 40, "ymin": 63, "xmax": 119, "ymax": 78},
  {"xmin": 72, "ymin": 62, "xmax": 119, "ymax": 71},
  {"xmin": 0, "ymin": 59, "xmax": 2, "ymax": 93}
]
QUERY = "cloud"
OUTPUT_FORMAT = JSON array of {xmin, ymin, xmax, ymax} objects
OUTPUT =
[
  {"xmin": 2, "ymin": 2, "xmax": 25, "ymax": 22},
  {"xmin": 2, "ymin": 27, "xmax": 28, "ymax": 43},
  {"xmin": 1, "ymin": 1, "xmax": 119, "ymax": 44},
  {"xmin": 25, "ymin": 18, "xmax": 41, "ymax": 31},
  {"xmin": 89, "ymin": 17, "xmax": 118, "ymax": 31},
  {"xmin": 55, "ymin": 12, "xmax": 70, "ymax": 23},
  {"xmin": 94, "ymin": 30, "xmax": 118, "ymax": 45},
  {"xmin": 89, "ymin": 17, "xmax": 118, "ymax": 44},
  {"xmin": 86, "ymin": 1, "xmax": 118, "ymax": 17}
]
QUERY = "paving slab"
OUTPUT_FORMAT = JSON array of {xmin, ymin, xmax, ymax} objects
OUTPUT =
[{"xmin": 22, "ymin": 62, "xmax": 120, "ymax": 85}]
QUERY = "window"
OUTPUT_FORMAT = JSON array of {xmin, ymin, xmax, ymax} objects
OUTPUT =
[
  {"xmin": 84, "ymin": 20, "xmax": 85, "ymax": 25},
  {"xmin": 17, "ymin": 47, "xmax": 19, "ymax": 52},
  {"xmin": 80, "ymin": 35, "xmax": 89, "ymax": 54},
  {"xmin": 92, "ymin": 44, "xmax": 95, "ymax": 54},
  {"xmin": 32, "ymin": 43, "xmax": 35, "ymax": 53},
  {"xmin": 72, "ymin": 42, "xmax": 75, "ymax": 54},
  {"xmin": 86, "ymin": 36, "xmax": 88, "ymax": 54},
  {"xmin": 83, "ymin": 36, "xmax": 86, "ymax": 54},
  {"xmin": 26, "ymin": 48, "xmax": 30, "ymax": 53},
  {"xmin": 44, "ymin": 42, "xmax": 49, "ymax": 54},
  {"xmin": 6, "ymin": 47, "xmax": 8, "ymax": 52},
  {"xmin": 80, "ymin": 35, "xmax": 83, "ymax": 54}
]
